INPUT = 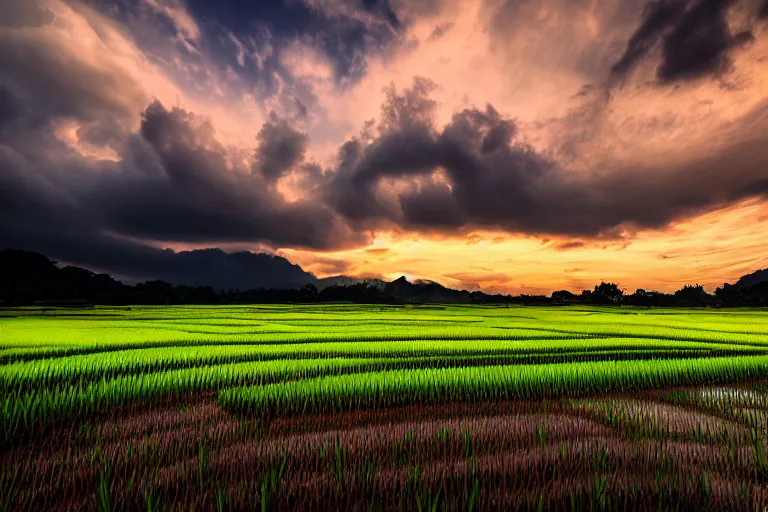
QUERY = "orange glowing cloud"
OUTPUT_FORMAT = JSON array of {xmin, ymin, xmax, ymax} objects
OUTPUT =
[{"xmin": 282, "ymin": 199, "xmax": 768, "ymax": 294}]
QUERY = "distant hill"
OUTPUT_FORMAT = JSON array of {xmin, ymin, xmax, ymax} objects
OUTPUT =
[
  {"xmin": 148, "ymin": 248, "xmax": 314, "ymax": 290},
  {"xmin": 316, "ymin": 275, "xmax": 387, "ymax": 291},
  {"xmin": 735, "ymin": 268, "xmax": 768, "ymax": 288},
  {"xmin": 2, "ymin": 247, "xmax": 315, "ymax": 292},
  {"xmin": 318, "ymin": 275, "xmax": 476, "ymax": 303},
  {"xmin": 384, "ymin": 275, "xmax": 472, "ymax": 303}
]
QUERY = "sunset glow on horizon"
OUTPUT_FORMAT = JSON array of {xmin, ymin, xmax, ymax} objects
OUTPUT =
[{"xmin": 281, "ymin": 199, "xmax": 768, "ymax": 294}]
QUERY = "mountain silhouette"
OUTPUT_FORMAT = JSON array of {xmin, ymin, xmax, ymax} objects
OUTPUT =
[
  {"xmin": 735, "ymin": 268, "xmax": 768, "ymax": 288},
  {"xmin": 147, "ymin": 248, "xmax": 314, "ymax": 290},
  {"xmin": 2, "ymin": 247, "xmax": 768, "ymax": 306},
  {"xmin": 1, "ymin": 247, "xmax": 315, "ymax": 292},
  {"xmin": 316, "ymin": 275, "xmax": 387, "ymax": 291}
]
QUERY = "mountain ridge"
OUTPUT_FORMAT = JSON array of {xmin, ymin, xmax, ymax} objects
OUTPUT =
[{"xmin": 735, "ymin": 268, "xmax": 768, "ymax": 288}]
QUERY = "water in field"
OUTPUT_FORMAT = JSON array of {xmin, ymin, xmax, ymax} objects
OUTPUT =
[{"xmin": 1, "ymin": 305, "xmax": 767, "ymax": 510}]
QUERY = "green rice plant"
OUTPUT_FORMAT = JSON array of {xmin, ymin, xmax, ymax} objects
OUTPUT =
[
  {"xmin": 2, "ymin": 338, "xmax": 759, "ymax": 392},
  {"xmin": 95, "ymin": 464, "xmax": 112, "ymax": 512},
  {"xmin": 220, "ymin": 355, "xmax": 768, "ymax": 418},
  {"xmin": 5, "ymin": 304, "xmax": 767, "ymax": 360},
  {"xmin": 1, "ymin": 357, "xmax": 414, "ymax": 440},
  {"xmin": 6, "ymin": 353, "xmax": 647, "ymax": 440}
]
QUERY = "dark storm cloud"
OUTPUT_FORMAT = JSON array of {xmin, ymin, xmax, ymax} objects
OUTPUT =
[
  {"xmin": 658, "ymin": 0, "xmax": 749, "ymax": 82},
  {"xmin": 0, "ymin": 0, "xmax": 53, "ymax": 27},
  {"xmin": 77, "ymin": 1, "xmax": 290, "ymax": 100},
  {"xmin": 0, "ymin": 85, "xmax": 20, "ymax": 126},
  {"xmin": 365, "ymin": 0, "xmax": 401, "ymax": 28},
  {"xmin": 612, "ymin": 0, "xmax": 756, "ymax": 83},
  {"xmin": 325, "ymin": 78, "xmax": 768, "ymax": 237},
  {"xmin": 0, "ymin": 4, "xmax": 147, "ymax": 137},
  {"xmin": 610, "ymin": 0, "xmax": 687, "ymax": 77},
  {"xmin": 254, "ymin": 115, "xmax": 309, "ymax": 181},
  {"xmin": 0, "ymin": 59, "xmax": 141, "ymax": 135},
  {"xmin": 176, "ymin": 0, "xmax": 400, "ymax": 84},
  {"xmin": 323, "ymin": 77, "xmax": 439, "ymax": 222},
  {"xmin": 303, "ymin": 0, "xmax": 401, "ymax": 82},
  {"xmin": 760, "ymin": 0, "xmax": 768, "ymax": 17},
  {"xmin": 399, "ymin": 181, "xmax": 464, "ymax": 228},
  {"xmin": 0, "ymin": 64, "xmax": 362, "ymax": 280},
  {"xmin": 287, "ymin": 2, "xmax": 401, "ymax": 84},
  {"xmin": 72, "ymin": 0, "xmax": 402, "ymax": 126},
  {"xmin": 87, "ymin": 101, "xmax": 358, "ymax": 248},
  {"xmin": 186, "ymin": 0, "xmax": 317, "ymax": 35}
]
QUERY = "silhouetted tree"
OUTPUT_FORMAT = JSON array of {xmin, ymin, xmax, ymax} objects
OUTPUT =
[
  {"xmin": 715, "ymin": 281, "xmax": 768, "ymax": 306},
  {"xmin": 673, "ymin": 284, "xmax": 712, "ymax": 307},
  {"xmin": 590, "ymin": 282, "xmax": 623, "ymax": 305},
  {"xmin": 551, "ymin": 290, "xmax": 577, "ymax": 303},
  {"xmin": 297, "ymin": 283, "xmax": 319, "ymax": 302}
]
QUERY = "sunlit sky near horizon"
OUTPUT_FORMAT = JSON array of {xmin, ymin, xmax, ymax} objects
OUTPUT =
[{"xmin": 2, "ymin": 0, "xmax": 768, "ymax": 294}]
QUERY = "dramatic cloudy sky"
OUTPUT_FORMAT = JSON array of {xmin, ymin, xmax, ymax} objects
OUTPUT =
[{"xmin": 2, "ymin": 0, "xmax": 768, "ymax": 293}]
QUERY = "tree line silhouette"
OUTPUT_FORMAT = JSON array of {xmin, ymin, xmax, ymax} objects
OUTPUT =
[{"xmin": 1, "ymin": 249, "xmax": 766, "ymax": 307}]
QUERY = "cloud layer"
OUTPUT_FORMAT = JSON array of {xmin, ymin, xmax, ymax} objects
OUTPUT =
[
  {"xmin": 325, "ymin": 77, "xmax": 768, "ymax": 237},
  {"xmin": 1, "ymin": 0, "xmax": 767, "ymax": 290}
]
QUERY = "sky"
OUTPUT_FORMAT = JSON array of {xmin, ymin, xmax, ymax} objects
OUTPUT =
[{"xmin": 1, "ymin": 0, "xmax": 768, "ymax": 294}]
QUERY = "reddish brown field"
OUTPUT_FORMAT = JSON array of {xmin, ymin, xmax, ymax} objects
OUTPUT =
[{"xmin": 3, "ymin": 383, "xmax": 767, "ymax": 511}]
